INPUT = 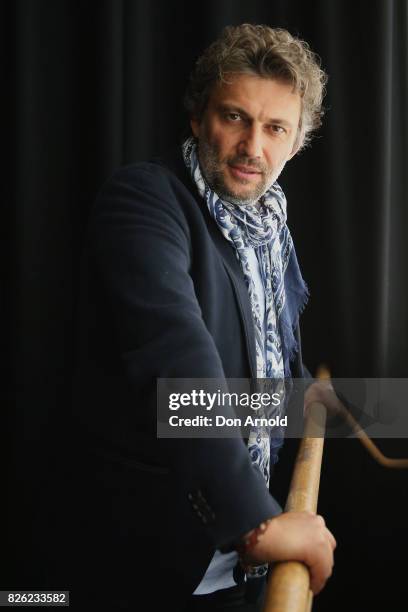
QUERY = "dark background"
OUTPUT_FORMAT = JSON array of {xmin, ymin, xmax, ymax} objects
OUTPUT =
[{"xmin": 6, "ymin": 1, "xmax": 408, "ymax": 610}]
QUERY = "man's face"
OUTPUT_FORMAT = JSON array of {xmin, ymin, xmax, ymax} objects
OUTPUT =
[{"xmin": 191, "ymin": 74, "xmax": 302, "ymax": 206}]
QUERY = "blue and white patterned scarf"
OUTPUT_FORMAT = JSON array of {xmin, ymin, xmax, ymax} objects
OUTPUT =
[
  {"xmin": 182, "ymin": 137, "xmax": 308, "ymax": 379},
  {"xmin": 182, "ymin": 137, "xmax": 308, "ymax": 579}
]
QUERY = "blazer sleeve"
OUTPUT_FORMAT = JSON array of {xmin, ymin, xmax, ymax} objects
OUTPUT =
[{"xmin": 89, "ymin": 163, "xmax": 281, "ymax": 551}]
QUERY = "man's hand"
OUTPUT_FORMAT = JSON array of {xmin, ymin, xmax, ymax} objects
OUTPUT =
[{"xmin": 242, "ymin": 512, "xmax": 336, "ymax": 595}]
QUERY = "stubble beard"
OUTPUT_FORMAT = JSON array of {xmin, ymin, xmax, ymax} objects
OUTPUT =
[{"xmin": 197, "ymin": 137, "xmax": 285, "ymax": 207}]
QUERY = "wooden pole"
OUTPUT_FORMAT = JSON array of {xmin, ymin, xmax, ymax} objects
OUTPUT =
[
  {"xmin": 262, "ymin": 369, "xmax": 329, "ymax": 612},
  {"xmin": 333, "ymin": 405, "xmax": 408, "ymax": 468},
  {"xmin": 262, "ymin": 366, "xmax": 408, "ymax": 611}
]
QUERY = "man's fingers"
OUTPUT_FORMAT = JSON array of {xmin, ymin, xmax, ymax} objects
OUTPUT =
[
  {"xmin": 325, "ymin": 527, "xmax": 337, "ymax": 550},
  {"xmin": 308, "ymin": 543, "xmax": 334, "ymax": 595},
  {"xmin": 303, "ymin": 520, "xmax": 335, "ymax": 595},
  {"xmin": 316, "ymin": 514, "xmax": 326, "ymax": 527}
]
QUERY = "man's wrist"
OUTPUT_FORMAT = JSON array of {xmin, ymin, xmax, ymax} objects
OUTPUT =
[{"xmin": 235, "ymin": 519, "xmax": 273, "ymax": 568}]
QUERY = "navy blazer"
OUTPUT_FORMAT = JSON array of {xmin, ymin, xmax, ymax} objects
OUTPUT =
[{"xmin": 67, "ymin": 148, "xmax": 307, "ymax": 605}]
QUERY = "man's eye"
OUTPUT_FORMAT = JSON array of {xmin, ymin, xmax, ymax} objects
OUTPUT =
[
  {"xmin": 271, "ymin": 124, "xmax": 286, "ymax": 134},
  {"xmin": 226, "ymin": 112, "xmax": 242, "ymax": 122}
]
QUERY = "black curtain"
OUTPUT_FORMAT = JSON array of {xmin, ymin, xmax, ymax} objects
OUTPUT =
[{"xmin": 7, "ymin": 1, "xmax": 408, "ymax": 610}]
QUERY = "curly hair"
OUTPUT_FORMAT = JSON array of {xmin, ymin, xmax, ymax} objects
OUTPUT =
[{"xmin": 184, "ymin": 24, "xmax": 328, "ymax": 150}]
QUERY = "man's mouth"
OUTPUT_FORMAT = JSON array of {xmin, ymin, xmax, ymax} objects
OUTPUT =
[{"xmin": 228, "ymin": 164, "xmax": 262, "ymax": 181}]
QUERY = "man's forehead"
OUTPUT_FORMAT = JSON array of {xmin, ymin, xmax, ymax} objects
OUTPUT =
[{"xmin": 207, "ymin": 73, "xmax": 301, "ymax": 124}]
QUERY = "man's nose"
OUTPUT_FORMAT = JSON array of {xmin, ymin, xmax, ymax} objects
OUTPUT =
[{"xmin": 238, "ymin": 124, "xmax": 263, "ymax": 159}]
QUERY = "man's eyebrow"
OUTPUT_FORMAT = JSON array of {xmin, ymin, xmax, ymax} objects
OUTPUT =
[
  {"xmin": 217, "ymin": 103, "xmax": 251, "ymax": 118},
  {"xmin": 216, "ymin": 103, "xmax": 294, "ymax": 128}
]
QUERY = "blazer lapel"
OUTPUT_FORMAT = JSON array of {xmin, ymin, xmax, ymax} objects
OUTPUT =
[
  {"xmin": 203, "ymin": 217, "xmax": 257, "ymax": 379},
  {"xmin": 157, "ymin": 148, "xmax": 257, "ymax": 379}
]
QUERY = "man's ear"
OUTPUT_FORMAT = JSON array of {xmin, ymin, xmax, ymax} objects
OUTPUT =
[
  {"xmin": 288, "ymin": 126, "xmax": 304, "ymax": 159},
  {"xmin": 288, "ymin": 142, "xmax": 301, "ymax": 159},
  {"xmin": 190, "ymin": 117, "xmax": 200, "ymax": 138}
]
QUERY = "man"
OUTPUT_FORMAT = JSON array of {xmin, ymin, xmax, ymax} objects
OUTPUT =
[{"xmin": 66, "ymin": 23, "xmax": 336, "ymax": 612}]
